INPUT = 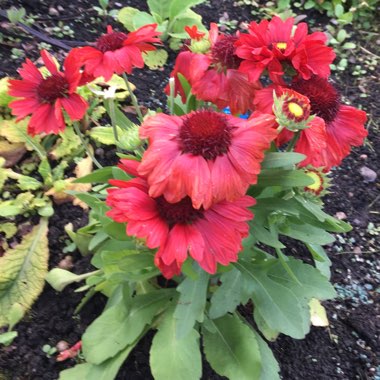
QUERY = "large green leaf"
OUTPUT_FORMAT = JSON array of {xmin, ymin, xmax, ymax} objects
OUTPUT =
[
  {"xmin": 261, "ymin": 152, "xmax": 306, "ymax": 169},
  {"xmin": 209, "ymin": 268, "xmax": 249, "ymax": 319},
  {"xmin": 147, "ymin": 0, "xmax": 172, "ymax": 19},
  {"xmin": 59, "ymin": 363, "xmax": 92, "ymax": 380},
  {"xmin": 169, "ymin": 0, "xmax": 206, "ymax": 19},
  {"xmin": 0, "ymin": 219, "xmax": 49, "ymax": 328},
  {"xmin": 256, "ymin": 169, "xmax": 314, "ymax": 188},
  {"xmin": 202, "ymin": 314, "xmax": 261, "ymax": 380},
  {"xmin": 82, "ymin": 291, "xmax": 172, "ymax": 364},
  {"xmin": 86, "ymin": 341, "xmax": 139, "ymax": 380},
  {"xmin": 235, "ymin": 257, "xmax": 335, "ymax": 338},
  {"xmin": 279, "ymin": 222, "xmax": 335, "ymax": 245},
  {"xmin": 252, "ymin": 329, "xmax": 280, "ymax": 380},
  {"xmin": 150, "ymin": 307, "xmax": 202, "ymax": 380},
  {"xmin": 174, "ymin": 266, "xmax": 209, "ymax": 338}
]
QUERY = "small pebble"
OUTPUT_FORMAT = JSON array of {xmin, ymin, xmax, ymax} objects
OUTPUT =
[
  {"xmin": 48, "ymin": 7, "xmax": 59, "ymax": 16},
  {"xmin": 58, "ymin": 256, "xmax": 74, "ymax": 270},
  {"xmin": 353, "ymin": 247, "xmax": 362, "ymax": 254},
  {"xmin": 360, "ymin": 154, "xmax": 368, "ymax": 160},
  {"xmin": 359, "ymin": 166, "xmax": 377, "ymax": 182},
  {"xmin": 56, "ymin": 340, "xmax": 69, "ymax": 352},
  {"xmin": 348, "ymin": 192, "xmax": 354, "ymax": 197},
  {"xmin": 335, "ymin": 212, "xmax": 347, "ymax": 220}
]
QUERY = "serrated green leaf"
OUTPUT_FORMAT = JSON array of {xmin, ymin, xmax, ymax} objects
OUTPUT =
[
  {"xmin": 209, "ymin": 268, "xmax": 248, "ymax": 319},
  {"xmin": 83, "ymin": 291, "xmax": 172, "ymax": 364},
  {"xmin": 235, "ymin": 257, "xmax": 336, "ymax": 338},
  {"xmin": 150, "ymin": 307, "xmax": 202, "ymax": 380},
  {"xmin": 235, "ymin": 260, "xmax": 308, "ymax": 339},
  {"xmin": 17, "ymin": 175, "xmax": 42, "ymax": 191},
  {"xmin": 202, "ymin": 314, "xmax": 261, "ymax": 380},
  {"xmin": 143, "ymin": 49, "xmax": 168, "ymax": 70},
  {"xmin": 50, "ymin": 126, "xmax": 81, "ymax": 159},
  {"xmin": 0, "ymin": 219, "xmax": 49, "ymax": 328},
  {"xmin": 174, "ymin": 266, "xmax": 209, "ymax": 338}
]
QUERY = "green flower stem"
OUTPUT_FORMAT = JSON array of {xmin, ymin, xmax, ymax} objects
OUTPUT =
[
  {"xmin": 107, "ymin": 97, "xmax": 120, "ymax": 151},
  {"xmin": 286, "ymin": 131, "xmax": 301, "ymax": 152},
  {"xmin": 122, "ymin": 73, "xmax": 143, "ymax": 121},
  {"xmin": 72, "ymin": 121, "xmax": 103, "ymax": 169}
]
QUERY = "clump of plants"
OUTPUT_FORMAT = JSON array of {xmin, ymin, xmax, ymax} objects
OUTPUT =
[{"xmin": 0, "ymin": 13, "xmax": 369, "ymax": 380}]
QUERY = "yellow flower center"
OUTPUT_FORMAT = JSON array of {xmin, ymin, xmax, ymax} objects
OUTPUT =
[
  {"xmin": 306, "ymin": 171, "xmax": 323, "ymax": 192},
  {"xmin": 276, "ymin": 42, "xmax": 287, "ymax": 50},
  {"xmin": 288, "ymin": 102, "xmax": 304, "ymax": 118}
]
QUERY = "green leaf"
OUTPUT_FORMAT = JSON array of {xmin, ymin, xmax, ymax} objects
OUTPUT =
[
  {"xmin": 209, "ymin": 268, "xmax": 249, "ymax": 319},
  {"xmin": 73, "ymin": 167, "xmax": 114, "ymax": 184},
  {"xmin": 132, "ymin": 11, "xmax": 156, "ymax": 30},
  {"xmin": 335, "ymin": 4, "xmax": 344, "ymax": 17},
  {"xmin": 90, "ymin": 126, "xmax": 122, "ymax": 145},
  {"xmin": 50, "ymin": 126, "xmax": 81, "ymax": 160},
  {"xmin": 169, "ymin": 0, "xmax": 206, "ymax": 19},
  {"xmin": 17, "ymin": 175, "xmax": 42, "ymax": 191},
  {"xmin": 252, "ymin": 329, "xmax": 280, "ymax": 380},
  {"xmin": 59, "ymin": 363, "xmax": 92, "ymax": 380},
  {"xmin": 83, "ymin": 291, "xmax": 172, "ymax": 364},
  {"xmin": 306, "ymin": 244, "xmax": 332, "ymax": 279},
  {"xmin": 257, "ymin": 169, "xmax": 314, "ymax": 188},
  {"xmin": 250, "ymin": 221, "xmax": 285, "ymax": 249},
  {"xmin": 147, "ymin": 0, "xmax": 172, "ymax": 19},
  {"xmin": 235, "ymin": 260, "xmax": 308, "ymax": 339},
  {"xmin": 143, "ymin": 49, "xmax": 168, "ymax": 70},
  {"xmin": 150, "ymin": 307, "xmax": 202, "ymax": 380},
  {"xmin": 0, "ymin": 331, "xmax": 18, "ymax": 346},
  {"xmin": 174, "ymin": 266, "xmax": 209, "ymax": 338},
  {"xmin": 0, "ymin": 222, "xmax": 17, "ymax": 239},
  {"xmin": 261, "ymin": 152, "xmax": 306, "ymax": 169},
  {"xmin": 235, "ymin": 257, "xmax": 336, "ymax": 338},
  {"xmin": 118, "ymin": 7, "xmax": 140, "ymax": 31},
  {"xmin": 0, "ymin": 78, "xmax": 14, "ymax": 107},
  {"xmin": 86, "ymin": 341, "xmax": 139, "ymax": 380},
  {"xmin": 279, "ymin": 222, "xmax": 335, "ymax": 245},
  {"xmin": 202, "ymin": 314, "xmax": 261, "ymax": 380},
  {"xmin": 0, "ymin": 219, "xmax": 49, "ymax": 328},
  {"xmin": 45, "ymin": 268, "xmax": 100, "ymax": 292}
]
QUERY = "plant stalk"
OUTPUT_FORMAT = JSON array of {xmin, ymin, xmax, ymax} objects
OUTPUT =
[
  {"xmin": 72, "ymin": 121, "xmax": 103, "ymax": 169},
  {"xmin": 122, "ymin": 73, "xmax": 143, "ymax": 121}
]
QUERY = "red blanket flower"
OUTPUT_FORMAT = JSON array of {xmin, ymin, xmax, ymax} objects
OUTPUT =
[
  {"xmin": 253, "ymin": 76, "xmax": 367, "ymax": 171},
  {"xmin": 137, "ymin": 110, "xmax": 277, "ymax": 209},
  {"xmin": 9, "ymin": 50, "xmax": 88, "ymax": 135},
  {"xmin": 236, "ymin": 16, "xmax": 336, "ymax": 84},
  {"xmin": 69, "ymin": 25, "xmax": 161, "ymax": 81},
  {"xmin": 106, "ymin": 160, "xmax": 255, "ymax": 277},
  {"xmin": 166, "ymin": 23, "xmax": 259, "ymax": 115}
]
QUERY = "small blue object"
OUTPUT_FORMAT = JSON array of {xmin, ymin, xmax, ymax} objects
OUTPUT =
[{"xmin": 222, "ymin": 107, "xmax": 249, "ymax": 119}]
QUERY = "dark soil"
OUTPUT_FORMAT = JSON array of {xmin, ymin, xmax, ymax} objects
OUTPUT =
[{"xmin": 0, "ymin": 1, "xmax": 379, "ymax": 380}]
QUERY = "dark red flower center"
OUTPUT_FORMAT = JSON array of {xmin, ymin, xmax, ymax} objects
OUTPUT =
[
  {"xmin": 37, "ymin": 74, "xmax": 69, "ymax": 103},
  {"xmin": 179, "ymin": 110, "xmax": 233, "ymax": 160},
  {"xmin": 291, "ymin": 76, "xmax": 340, "ymax": 123},
  {"xmin": 156, "ymin": 196, "xmax": 204, "ymax": 227},
  {"xmin": 96, "ymin": 32, "xmax": 128, "ymax": 53},
  {"xmin": 211, "ymin": 35, "xmax": 242, "ymax": 70}
]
